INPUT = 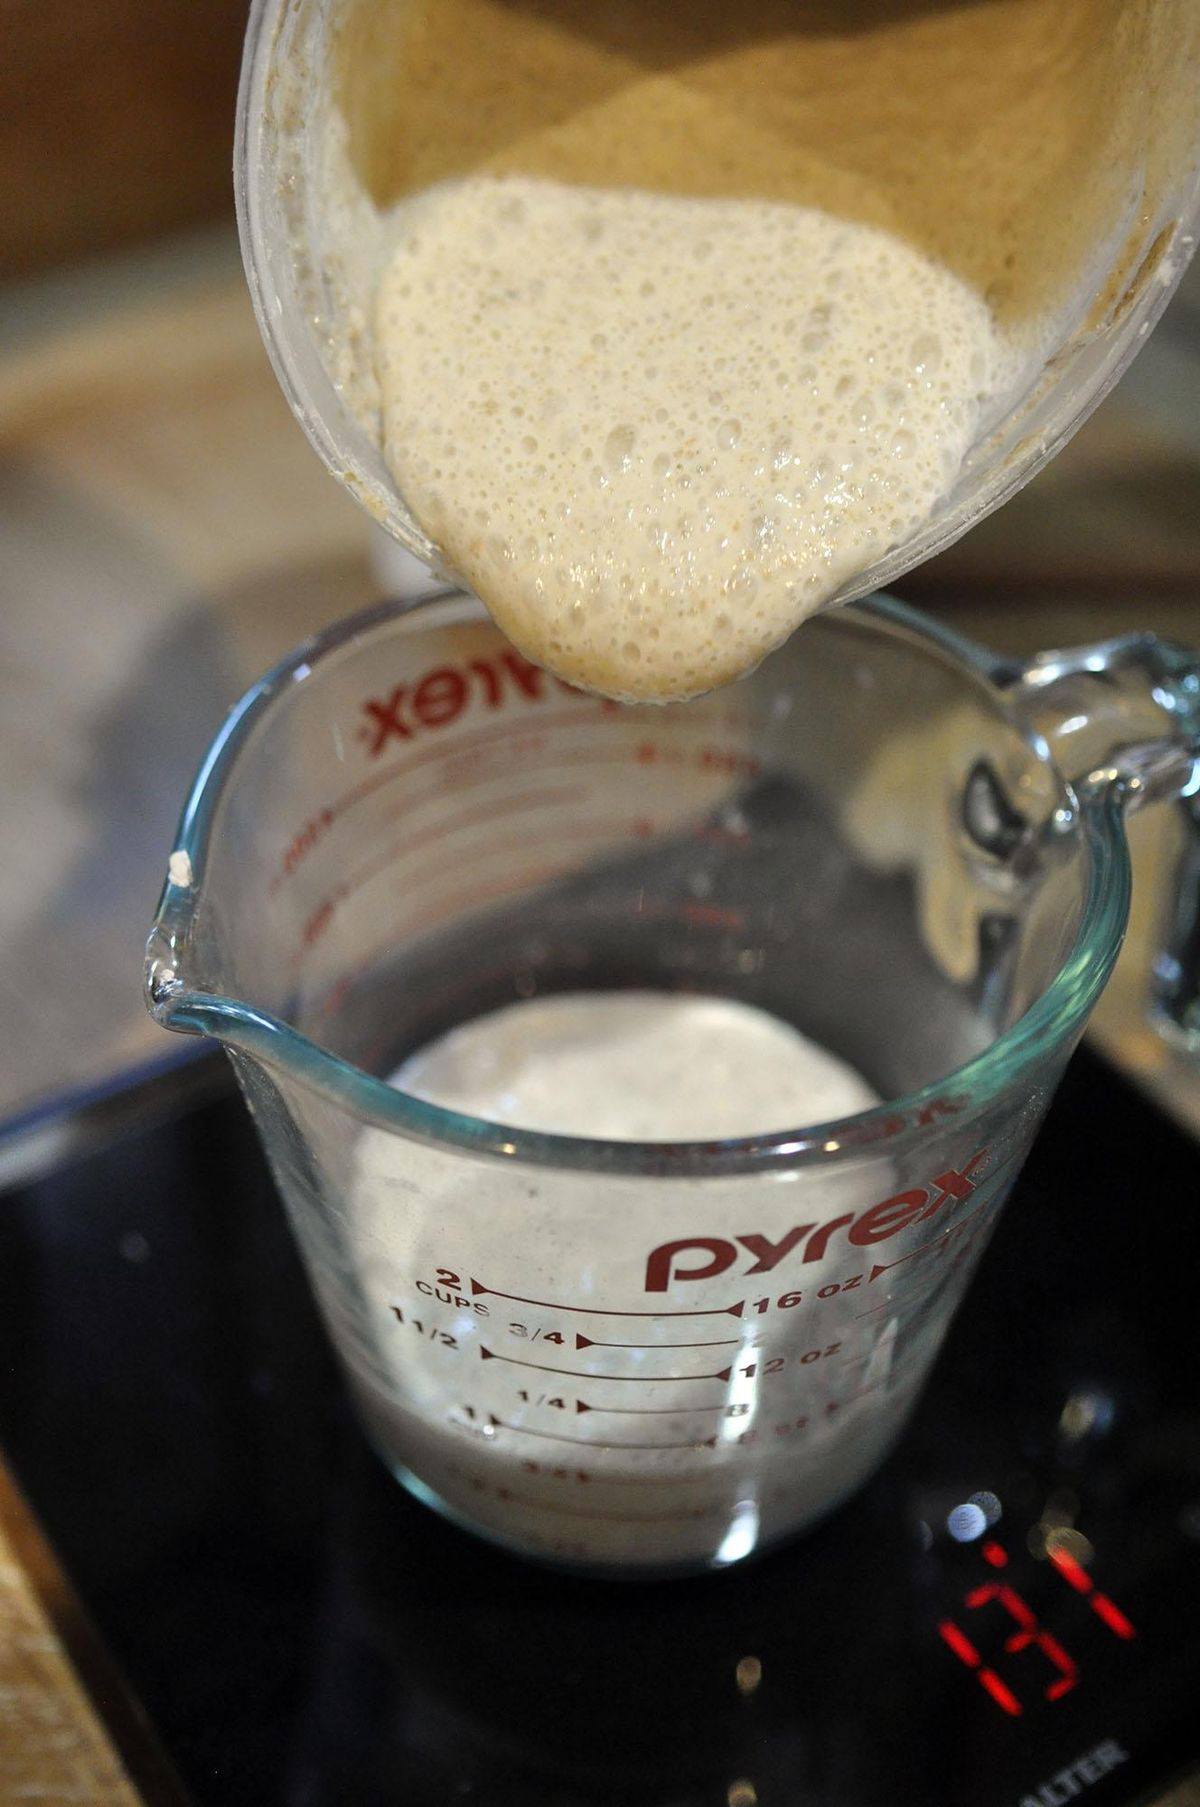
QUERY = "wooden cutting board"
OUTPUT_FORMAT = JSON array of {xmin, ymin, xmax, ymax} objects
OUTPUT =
[{"xmin": 0, "ymin": 1462, "xmax": 142, "ymax": 1801}]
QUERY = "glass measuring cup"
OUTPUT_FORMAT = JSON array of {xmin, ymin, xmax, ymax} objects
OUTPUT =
[
  {"xmin": 235, "ymin": 0, "xmax": 1200, "ymax": 610},
  {"xmin": 145, "ymin": 593, "xmax": 1200, "ymax": 1573}
]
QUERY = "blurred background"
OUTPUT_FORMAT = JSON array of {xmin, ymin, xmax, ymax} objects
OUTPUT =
[{"xmin": 1, "ymin": 0, "xmax": 1197, "ymax": 1176}]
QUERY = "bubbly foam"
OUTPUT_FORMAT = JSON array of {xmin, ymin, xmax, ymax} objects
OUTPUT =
[{"xmin": 375, "ymin": 175, "xmax": 1022, "ymax": 701}]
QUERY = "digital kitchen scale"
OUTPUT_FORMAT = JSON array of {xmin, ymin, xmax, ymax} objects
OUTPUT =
[{"xmin": 1, "ymin": 1045, "xmax": 1197, "ymax": 1806}]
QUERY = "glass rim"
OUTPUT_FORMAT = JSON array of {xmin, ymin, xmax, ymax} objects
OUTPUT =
[{"xmin": 146, "ymin": 589, "xmax": 1132, "ymax": 1176}]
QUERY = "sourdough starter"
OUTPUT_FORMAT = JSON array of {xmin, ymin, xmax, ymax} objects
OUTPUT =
[{"xmin": 373, "ymin": 177, "xmax": 1022, "ymax": 701}]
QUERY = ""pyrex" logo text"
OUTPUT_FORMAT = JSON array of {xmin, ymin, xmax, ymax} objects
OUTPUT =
[
  {"xmin": 644, "ymin": 1150, "xmax": 988, "ymax": 1290},
  {"xmin": 359, "ymin": 648, "xmax": 594, "ymax": 757}
]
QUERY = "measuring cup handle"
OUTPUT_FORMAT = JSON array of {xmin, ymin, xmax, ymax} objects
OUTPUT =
[{"xmin": 1001, "ymin": 632, "xmax": 1200, "ymax": 1050}]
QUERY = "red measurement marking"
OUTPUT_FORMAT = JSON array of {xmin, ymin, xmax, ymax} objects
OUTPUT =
[
  {"xmin": 479, "ymin": 1347, "xmax": 732, "ymax": 1383},
  {"xmin": 342, "ymin": 784, "xmax": 587, "ymax": 898},
  {"xmin": 338, "ymin": 706, "xmax": 605, "ymax": 809},
  {"xmin": 318, "ymin": 975, "xmax": 357, "ymax": 1021},
  {"xmin": 490, "ymin": 1421, "xmax": 719, "ymax": 1452},
  {"xmin": 575, "ymin": 1333, "xmax": 739, "ymax": 1350},
  {"xmin": 276, "ymin": 694, "xmax": 771, "ymax": 897},
  {"xmin": 471, "ymin": 1280, "xmax": 745, "ymax": 1320},
  {"xmin": 1048, "ymin": 1547, "xmax": 1135, "ymax": 1639},
  {"xmin": 290, "ymin": 855, "xmax": 567, "ymax": 972},
  {"xmin": 410, "ymin": 737, "xmax": 738, "ymax": 807},
  {"xmin": 337, "ymin": 814, "xmax": 686, "ymax": 971},
  {"xmin": 937, "ymin": 1621, "xmax": 1022, "ymax": 1717},
  {"xmin": 345, "ymin": 803, "xmax": 636, "ymax": 909},
  {"xmin": 680, "ymin": 902, "xmax": 746, "ymax": 930},
  {"xmin": 866, "ymin": 1193, "xmax": 997, "ymax": 1283},
  {"xmin": 369, "ymin": 734, "xmax": 695, "ymax": 830},
  {"xmin": 982, "ymin": 1541, "xmax": 1007, "ymax": 1568},
  {"xmin": 815, "ymin": 1360, "xmax": 926, "ymax": 1421},
  {"xmin": 336, "ymin": 822, "xmax": 613, "ymax": 939},
  {"xmin": 341, "ymin": 707, "xmax": 755, "ymax": 843},
  {"xmin": 834, "ymin": 1377, "xmax": 891, "ymax": 1407},
  {"xmin": 354, "ymin": 862, "xmax": 567, "ymax": 980},
  {"xmin": 501, "ymin": 745, "xmax": 675, "ymax": 776},
  {"xmin": 855, "ymin": 1221, "xmax": 1000, "ymax": 1314},
  {"xmin": 393, "ymin": 816, "xmax": 655, "ymax": 887},
  {"xmin": 270, "ymin": 709, "xmax": 614, "ymax": 899},
  {"xmin": 269, "ymin": 805, "xmax": 336, "ymax": 894},
  {"xmin": 575, "ymin": 1401, "xmax": 725, "ymax": 1415}
]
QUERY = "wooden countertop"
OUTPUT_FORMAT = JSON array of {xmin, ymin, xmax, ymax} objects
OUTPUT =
[{"xmin": 0, "ymin": 1458, "xmax": 188, "ymax": 1805}]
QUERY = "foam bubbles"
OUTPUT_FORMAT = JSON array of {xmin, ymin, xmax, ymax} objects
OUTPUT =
[{"xmin": 374, "ymin": 175, "xmax": 1021, "ymax": 701}]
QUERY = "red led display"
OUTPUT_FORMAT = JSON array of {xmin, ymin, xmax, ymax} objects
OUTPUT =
[
  {"xmin": 938, "ymin": 1539, "xmax": 1136, "ymax": 1716},
  {"xmin": 937, "ymin": 1617, "xmax": 1023, "ymax": 1716},
  {"xmin": 1046, "ymin": 1545, "xmax": 1136, "ymax": 1640}
]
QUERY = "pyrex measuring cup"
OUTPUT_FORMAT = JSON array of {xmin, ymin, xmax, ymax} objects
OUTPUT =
[{"xmin": 145, "ymin": 593, "xmax": 1200, "ymax": 1572}]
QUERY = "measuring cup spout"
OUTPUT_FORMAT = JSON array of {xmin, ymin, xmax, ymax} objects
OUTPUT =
[
  {"xmin": 144, "ymin": 853, "xmax": 280, "ymax": 1064},
  {"xmin": 144, "ymin": 853, "xmax": 206, "ymax": 1032},
  {"xmin": 145, "ymin": 924, "xmax": 188, "ymax": 1025},
  {"xmin": 141, "ymin": 642, "xmax": 350, "ymax": 1078},
  {"xmin": 145, "ymin": 924, "xmax": 294, "ymax": 1079},
  {"xmin": 1004, "ymin": 632, "xmax": 1200, "ymax": 1048}
]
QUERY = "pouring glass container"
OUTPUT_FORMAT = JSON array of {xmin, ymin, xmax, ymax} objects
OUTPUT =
[{"xmin": 234, "ymin": 0, "xmax": 1200, "ymax": 605}]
